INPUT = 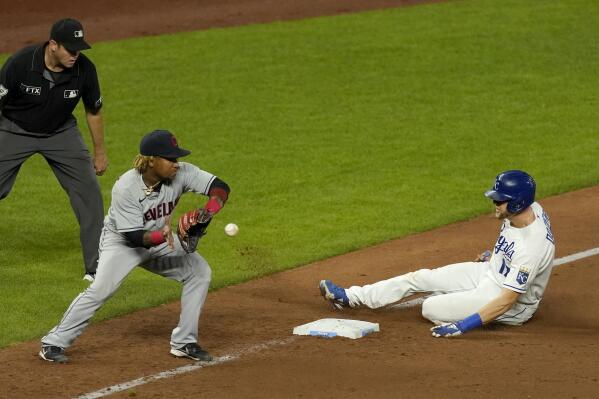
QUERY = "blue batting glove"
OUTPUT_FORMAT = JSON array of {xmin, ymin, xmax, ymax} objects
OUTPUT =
[
  {"xmin": 475, "ymin": 250, "xmax": 492, "ymax": 262},
  {"xmin": 481, "ymin": 250, "xmax": 491, "ymax": 261},
  {"xmin": 430, "ymin": 313, "xmax": 483, "ymax": 338},
  {"xmin": 430, "ymin": 323, "xmax": 463, "ymax": 337}
]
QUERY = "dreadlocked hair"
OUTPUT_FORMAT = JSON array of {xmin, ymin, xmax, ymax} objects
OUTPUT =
[{"xmin": 133, "ymin": 154, "xmax": 154, "ymax": 173}]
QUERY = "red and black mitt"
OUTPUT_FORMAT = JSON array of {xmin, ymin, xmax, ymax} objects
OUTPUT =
[{"xmin": 177, "ymin": 208, "xmax": 212, "ymax": 253}]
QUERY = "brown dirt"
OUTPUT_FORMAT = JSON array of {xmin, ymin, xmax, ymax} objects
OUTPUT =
[
  {"xmin": 0, "ymin": 0, "xmax": 441, "ymax": 54},
  {"xmin": 2, "ymin": 189, "xmax": 597, "ymax": 399},
  {"xmin": 1, "ymin": 1, "xmax": 598, "ymax": 398}
]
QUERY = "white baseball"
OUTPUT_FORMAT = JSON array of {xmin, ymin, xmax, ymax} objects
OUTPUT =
[{"xmin": 224, "ymin": 223, "xmax": 239, "ymax": 236}]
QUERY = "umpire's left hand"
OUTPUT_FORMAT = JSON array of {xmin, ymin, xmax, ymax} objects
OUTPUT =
[{"xmin": 94, "ymin": 152, "xmax": 109, "ymax": 176}]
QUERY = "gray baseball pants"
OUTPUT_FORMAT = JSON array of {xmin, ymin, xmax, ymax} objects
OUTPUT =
[
  {"xmin": 0, "ymin": 118, "xmax": 103, "ymax": 274},
  {"xmin": 42, "ymin": 229, "xmax": 212, "ymax": 350}
]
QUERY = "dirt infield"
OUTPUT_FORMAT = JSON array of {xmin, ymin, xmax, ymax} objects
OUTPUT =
[
  {"xmin": 1, "ymin": 187, "xmax": 598, "ymax": 398},
  {"xmin": 1, "ymin": 1, "xmax": 598, "ymax": 398}
]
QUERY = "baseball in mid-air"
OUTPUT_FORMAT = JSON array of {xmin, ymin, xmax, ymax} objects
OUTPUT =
[{"xmin": 224, "ymin": 223, "xmax": 239, "ymax": 236}]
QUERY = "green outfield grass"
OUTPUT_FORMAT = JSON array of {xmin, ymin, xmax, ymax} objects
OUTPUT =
[{"xmin": 1, "ymin": 0, "xmax": 598, "ymax": 347}]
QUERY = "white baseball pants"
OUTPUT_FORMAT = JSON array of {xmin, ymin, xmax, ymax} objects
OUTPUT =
[{"xmin": 345, "ymin": 262, "xmax": 535, "ymax": 325}]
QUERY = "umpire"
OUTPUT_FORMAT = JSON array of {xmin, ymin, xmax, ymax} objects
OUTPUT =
[{"xmin": 0, "ymin": 18, "xmax": 107, "ymax": 281}]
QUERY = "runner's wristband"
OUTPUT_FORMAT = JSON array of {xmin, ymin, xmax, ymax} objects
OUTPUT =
[{"xmin": 456, "ymin": 313, "xmax": 483, "ymax": 333}]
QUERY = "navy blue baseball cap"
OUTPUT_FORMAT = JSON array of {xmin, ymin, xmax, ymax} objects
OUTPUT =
[
  {"xmin": 140, "ymin": 130, "xmax": 191, "ymax": 158},
  {"xmin": 50, "ymin": 18, "xmax": 91, "ymax": 52}
]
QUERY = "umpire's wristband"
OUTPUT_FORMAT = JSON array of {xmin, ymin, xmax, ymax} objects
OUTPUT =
[{"xmin": 456, "ymin": 313, "xmax": 483, "ymax": 333}]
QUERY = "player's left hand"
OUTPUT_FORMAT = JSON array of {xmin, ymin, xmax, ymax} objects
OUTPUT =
[
  {"xmin": 474, "ymin": 250, "xmax": 491, "ymax": 262},
  {"xmin": 177, "ymin": 209, "xmax": 212, "ymax": 253},
  {"xmin": 178, "ymin": 209, "xmax": 200, "ymax": 237},
  {"xmin": 94, "ymin": 151, "xmax": 109, "ymax": 176},
  {"xmin": 430, "ymin": 322, "xmax": 463, "ymax": 338}
]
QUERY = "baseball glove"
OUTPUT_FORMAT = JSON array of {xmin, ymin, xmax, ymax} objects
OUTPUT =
[{"xmin": 177, "ymin": 208, "xmax": 212, "ymax": 253}]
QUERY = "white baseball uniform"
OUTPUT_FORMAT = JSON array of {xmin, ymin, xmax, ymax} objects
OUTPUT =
[
  {"xmin": 346, "ymin": 202, "xmax": 555, "ymax": 325},
  {"xmin": 43, "ymin": 162, "xmax": 217, "ymax": 349}
]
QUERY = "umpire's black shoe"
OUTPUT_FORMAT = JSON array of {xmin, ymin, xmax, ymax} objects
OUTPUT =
[
  {"xmin": 39, "ymin": 345, "xmax": 69, "ymax": 363},
  {"xmin": 170, "ymin": 343, "xmax": 213, "ymax": 362}
]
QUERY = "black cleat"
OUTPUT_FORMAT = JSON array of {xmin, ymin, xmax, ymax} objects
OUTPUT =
[
  {"xmin": 39, "ymin": 345, "xmax": 68, "ymax": 363},
  {"xmin": 170, "ymin": 343, "xmax": 213, "ymax": 362}
]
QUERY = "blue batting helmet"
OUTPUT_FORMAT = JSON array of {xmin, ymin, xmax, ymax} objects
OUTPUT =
[{"xmin": 484, "ymin": 170, "xmax": 536, "ymax": 214}]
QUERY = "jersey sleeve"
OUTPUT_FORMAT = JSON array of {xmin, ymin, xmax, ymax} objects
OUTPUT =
[
  {"xmin": 81, "ymin": 59, "xmax": 103, "ymax": 112},
  {"xmin": 110, "ymin": 186, "xmax": 144, "ymax": 232},
  {"xmin": 0, "ymin": 56, "xmax": 16, "ymax": 110},
  {"xmin": 502, "ymin": 252, "xmax": 539, "ymax": 294},
  {"xmin": 179, "ymin": 162, "xmax": 216, "ymax": 195}
]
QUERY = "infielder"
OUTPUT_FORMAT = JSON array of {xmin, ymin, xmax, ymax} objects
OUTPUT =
[
  {"xmin": 39, "ymin": 129, "xmax": 230, "ymax": 363},
  {"xmin": 0, "ymin": 18, "xmax": 107, "ymax": 281},
  {"xmin": 320, "ymin": 170, "xmax": 555, "ymax": 337}
]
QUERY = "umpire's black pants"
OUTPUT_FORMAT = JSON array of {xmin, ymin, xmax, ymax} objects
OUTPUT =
[{"xmin": 0, "ymin": 118, "xmax": 103, "ymax": 274}]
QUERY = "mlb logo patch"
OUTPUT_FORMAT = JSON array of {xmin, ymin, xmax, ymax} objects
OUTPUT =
[
  {"xmin": 516, "ymin": 267, "xmax": 530, "ymax": 285},
  {"xmin": 0, "ymin": 84, "xmax": 8, "ymax": 98},
  {"xmin": 64, "ymin": 90, "xmax": 79, "ymax": 99}
]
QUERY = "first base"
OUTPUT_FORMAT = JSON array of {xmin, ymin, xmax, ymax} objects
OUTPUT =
[{"xmin": 293, "ymin": 318, "xmax": 379, "ymax": 339}]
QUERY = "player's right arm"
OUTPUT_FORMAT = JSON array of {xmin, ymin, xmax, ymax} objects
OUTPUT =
[
  {"xmin": 433, "ymin": 251, "xmax": 537, "ymax": 338},
  {"xmin": 476, "ymin": 288, "xmax": 520, "ymax": 322},
  {"xmin": 122, "ymin": 223, "xmax": 173, "ymax": 249},
  {"xmin": 431, "ymin": 288, "xmax": 520, "ymax": 338}
]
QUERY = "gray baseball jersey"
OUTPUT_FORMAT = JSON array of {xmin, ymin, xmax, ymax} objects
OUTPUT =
[
  {"xmin": 42, "ymin": 162, "xmax": 217, "ymax": 350},
  {"xmin": 105, "ymin": 162, "xmax": 216, "ymax": 233}
]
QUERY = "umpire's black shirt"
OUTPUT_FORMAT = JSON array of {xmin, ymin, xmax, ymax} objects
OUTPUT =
[{"xmin": 0, "ymin": 43, "xmax": 102, "ymax": 136}]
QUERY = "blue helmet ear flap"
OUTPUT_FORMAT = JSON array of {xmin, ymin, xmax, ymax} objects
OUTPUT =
[{"xmin": 485, "ymin": 170, "xmax": 535, "ymax": 213}]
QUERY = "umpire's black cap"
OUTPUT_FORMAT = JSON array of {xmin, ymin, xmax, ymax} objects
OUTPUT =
[
  {"xmin": 50, "ymin": 18, "xmax": 91, "ymax": 52},
  {"xmin": 140, "ymin": 130, "xmax": 191, "ymax": 158}
]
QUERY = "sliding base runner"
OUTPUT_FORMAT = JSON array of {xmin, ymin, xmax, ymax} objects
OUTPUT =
[{"xmin": 320, "ymin": 170, "xmax": 556, "ymax": 338}]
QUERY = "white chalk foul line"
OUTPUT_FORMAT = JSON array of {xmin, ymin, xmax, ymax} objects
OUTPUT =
[
  {"xmin": 74, "ymin": 337, "xmax": 296, "ymax": 399},
  {"xmin": 391, "ymin": 246, "xmax": 599, "ymax": 309},
  {"xmin": 75, "ymin": 246, "xmax": 599, "ymax": 399},
  {"xmin": 552, "ymin": 247, "xmax": 599, "ymax": 266}
]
